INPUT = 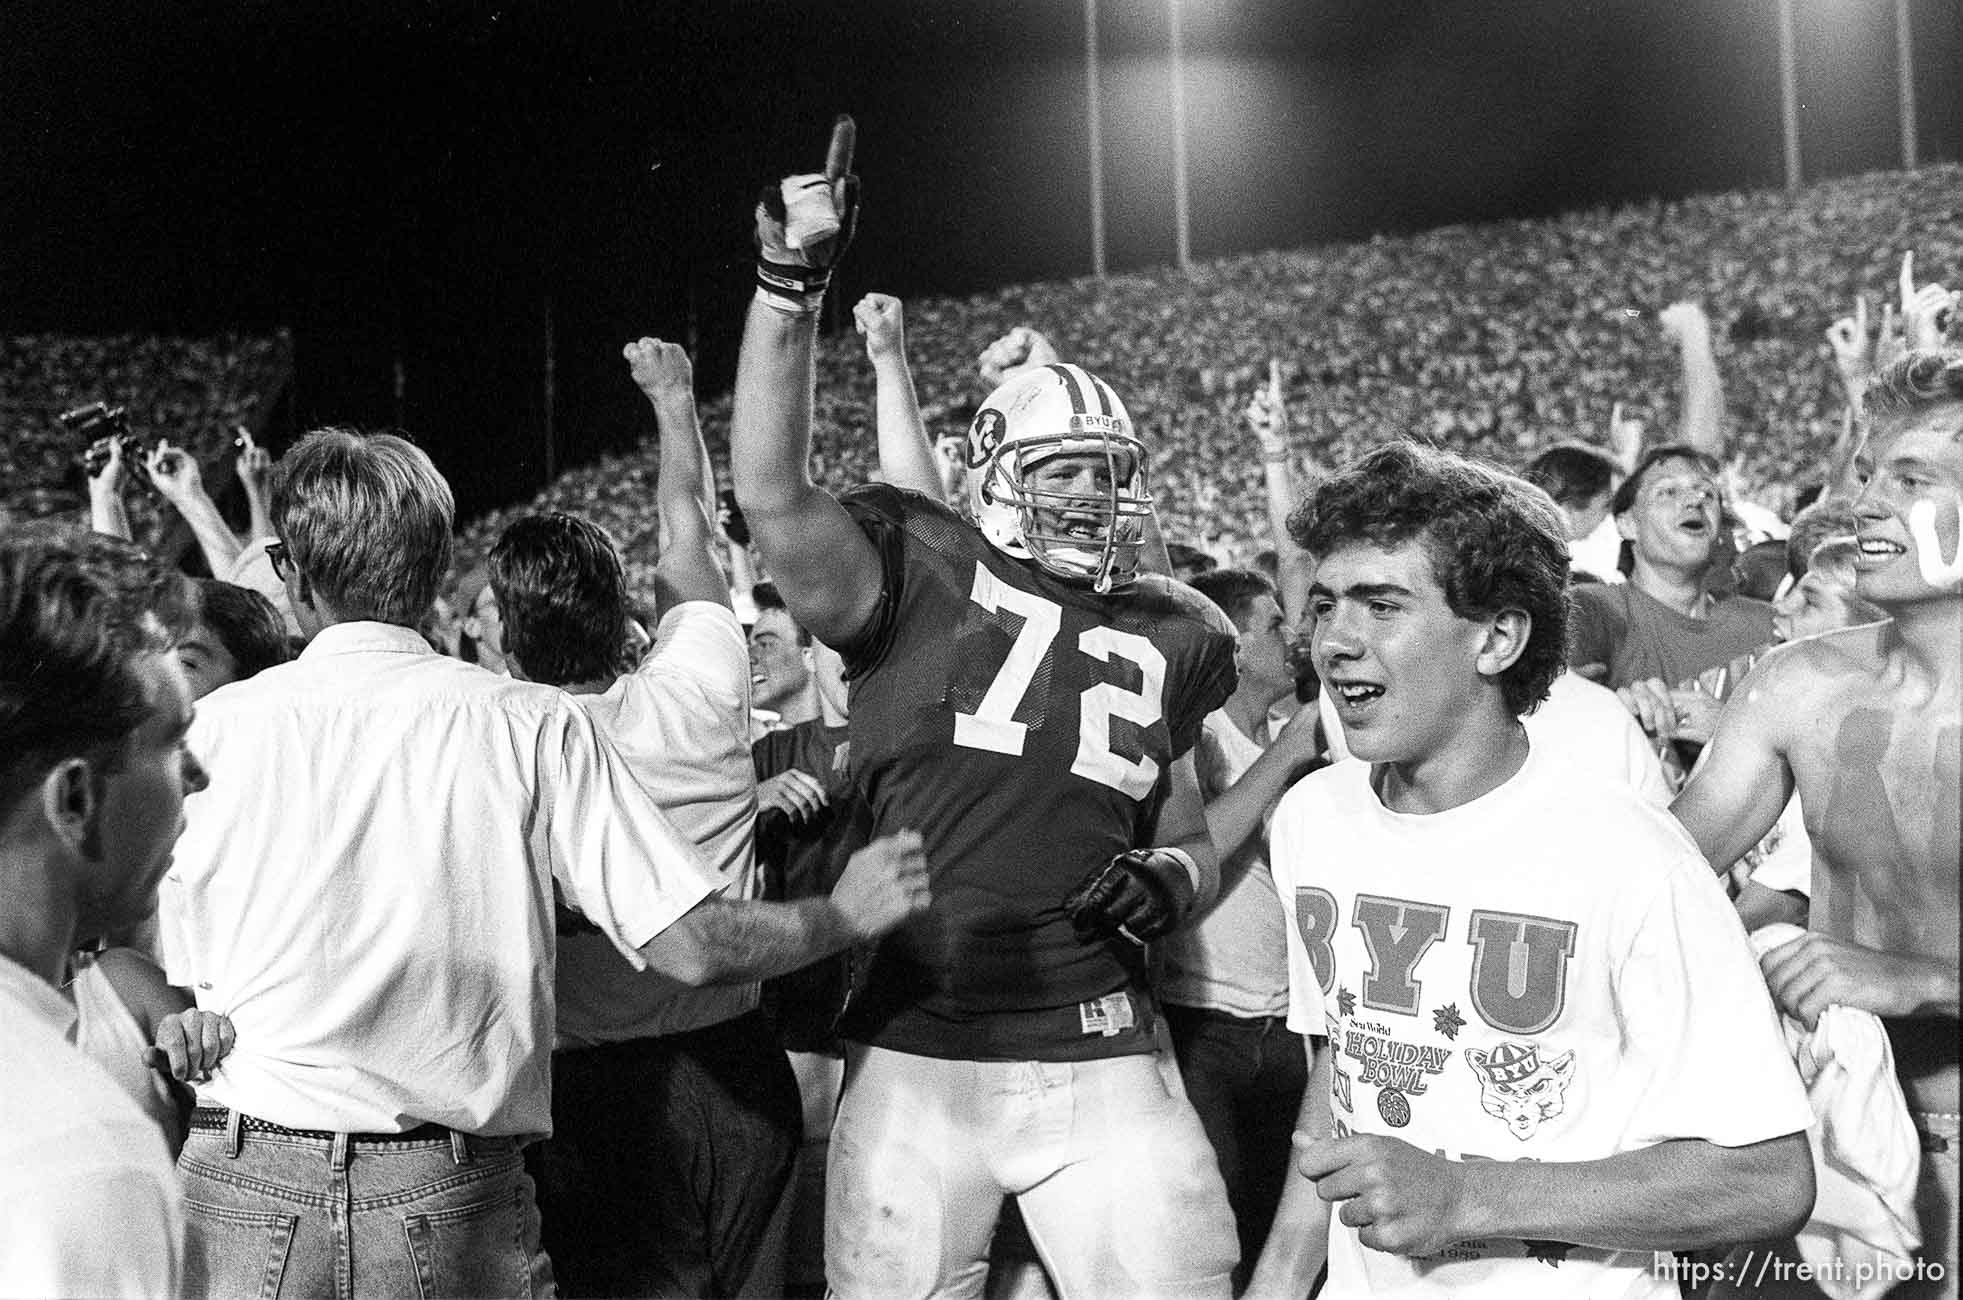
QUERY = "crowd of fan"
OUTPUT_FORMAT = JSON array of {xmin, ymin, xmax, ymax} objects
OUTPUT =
[
  {"xmin": 0, "ymin": 331, "xmax": 292, "ymax": 542},
  {"xmin": 450, "ymin": 164, "xmax": 1961, "ymax": 593},
  {"xmin": 3, "ymin": 147, "xmax": 1959, "ymax": 1300}
]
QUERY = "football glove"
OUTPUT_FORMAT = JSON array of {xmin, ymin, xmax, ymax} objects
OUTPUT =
[
  {"xmin": 754, "ymin": 116, "xmax": 860, "ymax": 316},
  {"xmin": 1061, "ymin": 847, "xmax": 1200, "ymax": 946}
]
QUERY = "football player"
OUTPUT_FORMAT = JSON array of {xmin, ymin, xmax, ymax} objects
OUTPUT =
[{"xmin": 729, "ymin": 123, "xmax": 1241, "ymax": 1297}]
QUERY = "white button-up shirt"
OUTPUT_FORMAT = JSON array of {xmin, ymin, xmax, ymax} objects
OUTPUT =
[
  {"xmin": 555, "ymin": 601, "xmax": 762, "ymax": 1047},
  {"xmin": 0, "ymin": 955, "xmax": 184, "ymax": 1298},
  {"xmin": 159, "ymin": 621, "xmax": 722, "ymax": 1136}
]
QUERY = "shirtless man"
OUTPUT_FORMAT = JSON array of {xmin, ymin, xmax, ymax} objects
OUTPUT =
[{"xmin": 1673, "ymin": 350, "xmax": 1963, "ymax": 1297}]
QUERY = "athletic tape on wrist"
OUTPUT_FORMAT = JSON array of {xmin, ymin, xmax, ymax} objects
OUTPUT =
[{"xmin": 755, "ymin": 261, "xmax": 830, "ymax": 316}]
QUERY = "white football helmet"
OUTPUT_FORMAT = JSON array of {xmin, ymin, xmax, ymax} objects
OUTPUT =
[{"xmin": 967, "ymin": 363, "xmax": 1153, "ymax": 593}]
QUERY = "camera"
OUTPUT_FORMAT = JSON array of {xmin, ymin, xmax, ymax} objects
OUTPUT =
[{"xmin": 66, "ymin": 402, "xmax": 160, "ymax": 490}]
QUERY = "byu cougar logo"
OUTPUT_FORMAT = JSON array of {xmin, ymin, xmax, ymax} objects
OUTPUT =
[{"xmin": 1465, "ymin": 1042, "xmax": 1575, "ymax": 1142}]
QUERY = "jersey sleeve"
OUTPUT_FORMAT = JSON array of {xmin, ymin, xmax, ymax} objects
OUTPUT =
[
  {"xmin": 1612, "ymin": 849, "xmax": 1813, "ymax": 1147},
  {"xmin": 836, "ymin": 482, "xmax": 928, "ymax": 674}
]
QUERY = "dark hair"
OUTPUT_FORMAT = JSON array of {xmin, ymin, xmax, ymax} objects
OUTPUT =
[
  {"xmin": 749, "ymin": 582, "xmax": 810, "ymax": 646},
  {"xmin": 489, "ymin": 512, "xmax": 627, "ymax": 687},
  {"xmin": 1608, "ymin": 443, "xmax": 1723, "ymax": 518},
  {"xmin": 1289, "ymin": 440, "xmax": 1569, "ymax": 716},
  {"xmin": 272, "ymin": 427, "xmax": 454, "ymax": 626},
  {"xmin": 1731, "ymin": 539, "xmax": 1789, "ymax": 603},
  {"xmin": 1864, "ymin": 349, "xmax": 1963, "ymax": 419},
  {"xmin": 192, "ymin": 579, "xmax": 292, "ymax": 681},
  {"xmin": 1785, "ymin": 501, "xmax": 1861, "ymax": 581},
  {"xmin": 1, "ymin": 526, "xmax": 190, "ymax": 816},
  {"xmin": 1524, "ymin": 442, "xmax": 1618, "ymax": 508},
  {"xmin": 1188, "ymin": 567, "xmax": 1277, "ymax": 631},
  {"xmin": 1165, "ymin": 541, "xmax": 1218, "ymax": 578}
]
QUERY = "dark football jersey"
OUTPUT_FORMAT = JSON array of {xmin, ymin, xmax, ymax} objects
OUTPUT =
[
  {"xmin": 752, "ymin": 720, "xmax": 866, "ymax": 1055},
  {"xmin": 832, "ymin": 484, "xmax": 1237, "ymax": 1060}
]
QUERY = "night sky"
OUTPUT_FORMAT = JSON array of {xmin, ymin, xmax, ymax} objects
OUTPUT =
[{"xmin": 3, "ymin": 0, "xmax": 1958, "ymax": 520}]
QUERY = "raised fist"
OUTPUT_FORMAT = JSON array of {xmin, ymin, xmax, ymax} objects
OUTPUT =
[
  {"xmin": 1899, "ymin": 251, "xmax": 1958, "ymax": 353},
  {"xmin": 623, "ymin": 337, "xmax": 694, "ymax": 401},
  {"xmin": 976, "ymin": 326, "xmax": 1060, "ymax": 391},
  {"xmin": 1657, "ymin": 300, "xmax": 1710, "ymax": 343},
  {"xmin": 1245, "ymin": 381, "xmax": 1289, "ymax": 459},
  {"xmin": 754, "ymin": 116, "xmax": 860, "ymax": 313},
  {"xmin": 1823, "ymin": 294, "xmax": 1872, "ymax": 391},
  {"xmin": 853, "ymin": 293, "xmax": 907, "ymax": 363},
  {"xmin": 235, "ymin": 428, "xmax": 273, "ymax": 500},
  {"xmin": 144, "ymin": 440, "xmax": 203, "ymax": 504}
]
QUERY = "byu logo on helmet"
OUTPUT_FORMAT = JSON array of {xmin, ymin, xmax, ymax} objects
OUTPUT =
[{"xmin": 967, "ymin": 364, "xmax": 1154, "ymax": 594}]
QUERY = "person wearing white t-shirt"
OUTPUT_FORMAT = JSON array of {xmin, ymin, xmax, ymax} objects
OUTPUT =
[
  {"xmin": 161, "ymin": 429, "xmax": 929, "ymax": 1300},
  {"xmin": 1245, "ymin": 441, "xmax": 1814, "ymax": 1300},
  {"xmin": 0, "ymin": 529, "xmax": 206, "ymax": 1298},
  {"xmin": 489, "ymin": 337, "xmax": 917, "ymax": 1299}
]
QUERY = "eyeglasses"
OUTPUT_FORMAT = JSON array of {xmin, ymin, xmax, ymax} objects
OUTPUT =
[
  {"xmin": 1641, "ymin": 480, "xmax": 1718, "ymax": 509},
  {"xmin": 266, "ymin": 541, "xmax": 291, "ymax": 580}
]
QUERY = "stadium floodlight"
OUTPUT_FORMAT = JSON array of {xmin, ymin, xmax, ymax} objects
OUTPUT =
[
  {"xmin": 1169, "ymin": 0, "xmax": 1192, "ymax": 272},
  {"xmin": 1897, "ymin": 0, "xmax": 1918, "ymax": 170},
  {"xmin": 1087, "ymin": 0, "xmax": 1108, "ymax": 279},
  {"xmin": 1778, "ymin": 0, "xmax": 1802, "ymax": 191}
]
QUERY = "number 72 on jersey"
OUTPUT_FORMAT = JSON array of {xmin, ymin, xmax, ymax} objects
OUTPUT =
[{"xmin": 952, "ymin": 565, "xmax": 1166, "ymax": 800}]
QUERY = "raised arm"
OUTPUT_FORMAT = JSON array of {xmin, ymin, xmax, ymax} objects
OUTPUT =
[
  {"xmin": 729, "ymin": 120, "xmax": 885, "ymax": 648},
  {"xmin": 86, "ymin": 437, "xmax": 134, "ymax": 540},
  {"xmin": 145, "ymin": 440, "xmax": 245, "ymax": 575},
  {"xmin": 1247, "ymin": 362, "xmax": 1316, "ymax": 621},
  {"xmin": 625, "ymin": 337, "xmax": 730, "ymax": 611},
  {"xmin": 1658, "ymin": 301, "xmax": 1725, "ymax": 458},
  {"xmin": 235, "ymin": 428, "xmax": 277, "ymax": 543},
  {"xmin": 853, "ymin": 293, "xmax": 943, "ymax": 499}
]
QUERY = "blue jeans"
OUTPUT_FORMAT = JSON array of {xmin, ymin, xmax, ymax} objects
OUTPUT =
[
  {"xmin": 178, "ymin": 1118, "xmax": 552, "ymax": 1299},
  {"xmin": 1163, "ymin": 1003, "xmax": 1310, "ymax": 1292},
  {"xmin": 525, "ymin": 1009, "xmax": 802, "ymax": 1298}
]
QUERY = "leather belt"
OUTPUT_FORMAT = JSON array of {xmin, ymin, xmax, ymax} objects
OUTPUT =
[{"xmin": 191, "ymin": 1105, "xmax": 452, "ymax": 1145}]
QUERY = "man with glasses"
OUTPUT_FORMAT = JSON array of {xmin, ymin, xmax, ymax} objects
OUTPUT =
[{"xmin": 1567, "ymin": 444, "xmax": 1776, "ymax": 747}]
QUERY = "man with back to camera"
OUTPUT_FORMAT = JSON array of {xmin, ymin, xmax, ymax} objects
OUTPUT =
[
  {"xmin": 0, "ymin": 527, "xmax": 204, "ymax": 1298},
  {"xmin": 1246, "ymin": 441, "xmax": 1815, "ymax": 1299},
  {"xmin": 158, "ymin": 426, "xmax": 926, "ymax": 1298},
  {"xmin": 1673, "ymin": 350, "xmax": 1963, "ymax": 1298},
  {"xmin": 489, "ymin": 336, "xmax": 929, "ymax": 1298},
  {"xmin": 729, "ymin": 121, "xmax": 1243, "ymax": 1296}
]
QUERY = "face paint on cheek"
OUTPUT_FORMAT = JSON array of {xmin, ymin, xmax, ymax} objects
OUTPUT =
[{"xmin": 1907, "ymin": 494, "xmax": 1963, "ymax": 590}]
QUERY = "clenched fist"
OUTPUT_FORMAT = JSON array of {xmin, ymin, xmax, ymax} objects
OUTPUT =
[{"xmin": 623, "ymin": 337, "xmax": 694, "ymax": 403}]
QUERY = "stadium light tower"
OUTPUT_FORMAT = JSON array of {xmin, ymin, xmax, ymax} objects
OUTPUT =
[
  {"xmin": 1168, "ymin": 0, "xmax": 1193, "ymax": 272},
  {"xmin": 1896, "ymin": 0, "xmax": 1918, "ymax": 169},
  {"xmin": 1777, "ymin": 0, "xmax": 1801, "ymax": 191},
  {"xmin": 1086, "ymin": 0, "xmax": 1107, "ymax": 279}
]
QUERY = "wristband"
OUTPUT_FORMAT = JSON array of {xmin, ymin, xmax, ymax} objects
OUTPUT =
[{"xmin": 755, "ymin": 261, "xmax": 831, "ymax": 317}]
